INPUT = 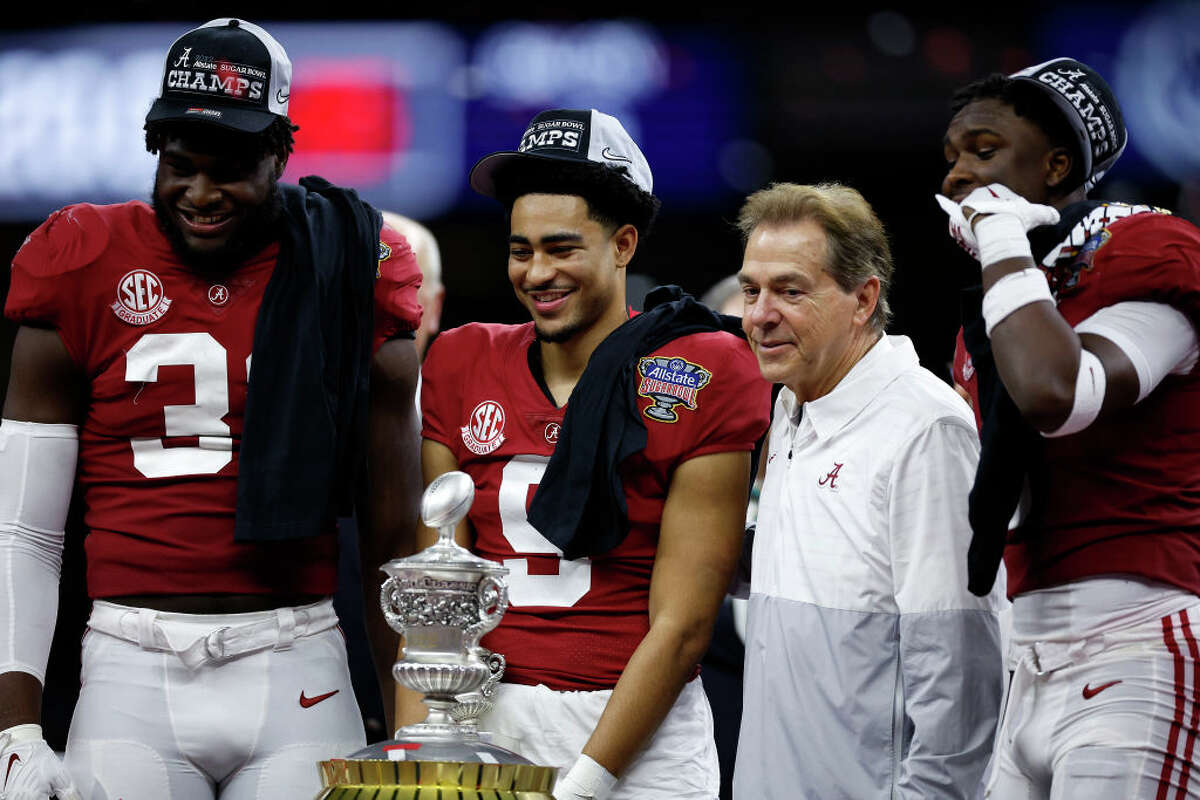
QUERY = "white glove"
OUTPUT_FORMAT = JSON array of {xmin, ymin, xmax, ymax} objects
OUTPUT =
[
  {"xmin": 935, "ymin": 183, "xmax": 1060, "ymax": 266},
  {"xmin": 553, "ymin": 753, "xmax": 617, "ymax": 800},
  {"xmin": 0, "ymin": 725, "xmax": 80, "ymax": 800},
  {"xmin": 934, "ymin": 192, "xmax": 981, "ymax": 260},
  {"xmin": 956, "ymin": 183, "xmax": 1061, "ymax": 229}
]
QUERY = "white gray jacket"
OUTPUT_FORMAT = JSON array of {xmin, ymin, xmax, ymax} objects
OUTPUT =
[{"xmin": 733, "ymin": 335, "xmax": 1005, "ymax": 800}]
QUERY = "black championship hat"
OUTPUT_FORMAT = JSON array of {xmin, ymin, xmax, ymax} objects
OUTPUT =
[
  {"xmin": 469, "ymin": 108, "xmax": 654, "ymax": 198},
  {"xmin": 1011, "ymin": 57, "xmax": 1128, "ymax": 192},
  {"xmin": 146, "ymin": 18, "xmax": 291, "ymax": 134}
]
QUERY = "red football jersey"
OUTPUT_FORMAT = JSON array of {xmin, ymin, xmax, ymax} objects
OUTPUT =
[
  {"xmin": 953, "ymin": 205, "xmax": 1200, "ymax": 597},
  {"xmin": 4, "ymin": 201, "xmax": 421, "ymax": 598},
  {"xmin": 421, "ymin": 322, "xmax": 770, "ymax": 691}
]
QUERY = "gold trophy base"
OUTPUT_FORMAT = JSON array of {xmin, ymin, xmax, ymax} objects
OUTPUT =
[{"xmin": 317, "ymin": 757, "xmax": 556, "ymax": 799}]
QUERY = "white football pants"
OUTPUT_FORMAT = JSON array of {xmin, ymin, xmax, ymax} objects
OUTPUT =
[
  {"xmin": 987, "ymin": 604, "xmax": 1200, "ymax": 799},
  {"xmin": 63, "ymin": 599, "xmax": 366, "ymax": 799},
  {"xmin": 480, "ymin": 677, "xmax": 719, "ymax": 799}
]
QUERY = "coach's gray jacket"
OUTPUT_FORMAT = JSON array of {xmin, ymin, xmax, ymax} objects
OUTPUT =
[{"xmin": 733, "ymin": 336, "xmax": 1005, "ymax": 800}]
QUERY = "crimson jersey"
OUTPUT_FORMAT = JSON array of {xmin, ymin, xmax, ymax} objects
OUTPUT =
[
  {"xmin": 954, "ymin": 205, "xmax": 1200, "ymax": 597},
  {"xmin": 421, "ymin": 322, "xmax": 769, "ymax": 691},
  {"xmin": 4, "ymin": 200, "xmax": 421, "ymax": 598}
]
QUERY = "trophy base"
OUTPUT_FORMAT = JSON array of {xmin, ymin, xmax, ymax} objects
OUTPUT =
[{"xmin": 317, "ymin": 736, "xmax": 556, "ymax": 800}]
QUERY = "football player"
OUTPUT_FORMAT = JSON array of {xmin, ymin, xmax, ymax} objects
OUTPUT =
[
  {"xmin": 938, "ymin": 58, "xmax": 1200, "ymax": 798},
  {"xmin": 0, "ymin": 19, "xmax": 422, "ymax": 800},
  {"xmin": 401, "ymin": 108, "xmax": 770, "ymax": 800}
]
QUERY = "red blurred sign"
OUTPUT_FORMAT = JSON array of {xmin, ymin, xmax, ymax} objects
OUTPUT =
[{"xmin": 284, "ymin": 58, "xmax": 411, "ymax": 185}]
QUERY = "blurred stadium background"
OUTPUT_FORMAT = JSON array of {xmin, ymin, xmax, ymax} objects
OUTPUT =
[{"xmin": 1, "ymin": 1, "xmax": 1196, "ymax": 789}]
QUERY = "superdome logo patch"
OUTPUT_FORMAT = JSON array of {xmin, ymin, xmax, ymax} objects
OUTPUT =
[{"xmin": 637, "ymin": 356, "xmax": 713, "ymax": 423}]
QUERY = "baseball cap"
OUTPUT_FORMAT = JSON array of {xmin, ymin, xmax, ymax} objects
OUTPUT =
[
  {"xmin": 145, "ymin": 18, "xmax": 291, "ymax": 134},
  {"xmin": 1011, "ymin": 57, "xmax": 1127, "ymax": 192},
  {"xmin": 470, "ymin": 108, "xmax": 654, "ymax": 198}
]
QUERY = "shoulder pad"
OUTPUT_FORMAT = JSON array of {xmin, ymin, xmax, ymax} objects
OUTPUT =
[
  {"xmin": 374, "ymin": 225, "xmax": 422, "ymax": 338},
  {"xmin": 12, "ymin": 204, "xmax": 111, "ymax": 279}
]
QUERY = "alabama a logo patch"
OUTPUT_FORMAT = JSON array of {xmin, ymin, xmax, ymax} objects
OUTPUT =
[
  {"xmin": 112, "ymin": 269, "xmax": 171, "ymax": 325},
  {"xmin": 462, "ymin": 400, "xmax": 507, "ymax": 455},
  {"xmin": 637, "ymin": 356, "xmax": 713, "ymax": 423}
]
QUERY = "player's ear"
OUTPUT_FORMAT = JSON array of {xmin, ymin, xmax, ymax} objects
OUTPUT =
[
  {"xmin": 1045, "ymin": 146, "xmax": 1072, "ymax": 191},
  {"xmin": 612, "ymin": 223, "xmax": 638, "ymax": 270}
]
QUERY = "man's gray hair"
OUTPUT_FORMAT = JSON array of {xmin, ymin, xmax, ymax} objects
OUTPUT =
[{"xmin": 737, "ymin": 182, "xmax": 893, "ymax": 332}]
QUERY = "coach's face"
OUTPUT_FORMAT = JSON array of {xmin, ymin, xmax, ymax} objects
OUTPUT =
[
  {"xmin": 739, "ymin": 219, "xmax": 878, "ymax": 402},
  {"xmin": 153, "ymin": 128, "xmax": 282, "ymax": 270},
  {"xmin": 507, "ymin": 193, "xmax": 633, "ymax": 345},
  {"xmin": 941, "ymin": 98, "xmax": 1066, "ymax": 206}
]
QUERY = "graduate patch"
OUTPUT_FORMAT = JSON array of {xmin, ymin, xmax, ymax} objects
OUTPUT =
[
  {"xmin": 637, "ymin": 356, "xmax": 712, "ymax": 423},
  {"xmin": 461, "ymin": 400, "xmax": 507, "ymax": 455},
  {"xmin": 112, "ymin": 268, "xmax": 171, "ymax": 325}
]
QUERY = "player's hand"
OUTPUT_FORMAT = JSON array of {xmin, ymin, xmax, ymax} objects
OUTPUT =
[
  {"xmin": 553, "ymin": 753, "xmax": 617, "ymax": 800},
  {"xmin": 958, "ymin": 183, "xmax": 1060, "ymax": 232},
  {"xmin": 0, "ymin": 725, "xmax": 81, "ymax": 800},
  {"xmin": 935, "ymin": 183, "xmax": 1060, "ymax": 263},
  {"xmin": 934, "ymin": 193, "xmax": 981, "ymax": 260}
]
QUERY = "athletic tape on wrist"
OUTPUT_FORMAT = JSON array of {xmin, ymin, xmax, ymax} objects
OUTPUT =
[
  {"xmin": 560, "ymin": 754, "xmax": 618, "ymax": 799},
  {"xmin": 1044, "ymin": 348, "xmax": 1107, "ymax": 438},
  {"xmin": 981, "ymin": 268, "xmax": 1054, "ymax": 336},
  {"xmin": 974, "ymin": 213, "xmax": 1034, "ymax": 268}
]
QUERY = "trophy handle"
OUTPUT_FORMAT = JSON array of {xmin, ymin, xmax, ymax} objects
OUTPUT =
[
  {"xmin": 480, "ymin": 650, "xmax": 506, "ymax": 698},
  {"xmin": 380, "ymin": 576, "xmax": 407, "ymax": 637},
  {"xmin": 467, "ymin": 575, "xmax": 509, "ymax": 641}
]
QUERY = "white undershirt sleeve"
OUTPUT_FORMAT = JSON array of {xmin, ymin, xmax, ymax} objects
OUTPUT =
[
  {"xmin": 0, "ymin": 419, "xmax": 78, "ymax": 684},
  {"xmin": 1074, "ymin": 301, "xmax": 1199, "ymax": 402}
]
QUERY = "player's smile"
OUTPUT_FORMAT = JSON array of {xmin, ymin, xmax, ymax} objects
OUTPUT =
[
  {"xmin": 526, "ymin": 286, "xmax": 575, "ymax": 314},
  {"xmin": 175, "ymin": 207, "xmax": 236, "ymax": 237}
]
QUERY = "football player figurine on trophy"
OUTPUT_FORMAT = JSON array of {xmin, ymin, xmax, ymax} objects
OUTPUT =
[{"xmin": 316, "ymin": 471, "xmax": 556, "ymax": 799}]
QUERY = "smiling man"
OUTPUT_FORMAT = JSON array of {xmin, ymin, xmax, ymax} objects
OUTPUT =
[
  {"xmin": 733, "ymin": 182, "xmax": 1003, "ymax": 799},
  {"xmin": 937, "ymin": 59, "xmax": 1200, "ymax": 799},
  {"xmin": 404, "ymin": 108, "xmax": 769, "ymax": 800},
  {"xmin": 0, "ymin": 18, "xmax": 423, "ymax": 800}
]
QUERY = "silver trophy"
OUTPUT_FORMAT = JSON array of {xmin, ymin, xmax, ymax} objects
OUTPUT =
[{"xmin": 316, "ymin": 472, "xmax": 555, "ymax": 799}]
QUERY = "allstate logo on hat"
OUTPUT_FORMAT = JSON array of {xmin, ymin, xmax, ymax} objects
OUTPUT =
[
  {"xmin": 146, "ymin": 18, "xmax": 291, "ymax": 134},
  {"xmin": 469, "ymin": 108, "xmax": 654, "ymax": 199},
  {"xmin": 1011, "ymin": 58, "xmax": 1128, "ymax": 193}
]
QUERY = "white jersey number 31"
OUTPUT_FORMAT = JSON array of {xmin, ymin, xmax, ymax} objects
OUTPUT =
[{"xmin": 125, "ymin": 332, "xmax": 249, "ymax": 478}]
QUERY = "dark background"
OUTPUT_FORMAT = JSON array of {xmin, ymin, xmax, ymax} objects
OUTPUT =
[
  {"xmin": 4, "ymin": 3, "xmax": 1196, "ymax": 383},
  {"xmin": 2, "ymin": 3, "xmax": 1197, "ymax": 794}
]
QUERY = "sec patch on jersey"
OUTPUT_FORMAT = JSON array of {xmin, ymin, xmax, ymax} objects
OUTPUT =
[{"xmin": 461, "ymin": 399, "xmax": 507, "ymax": 455}]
